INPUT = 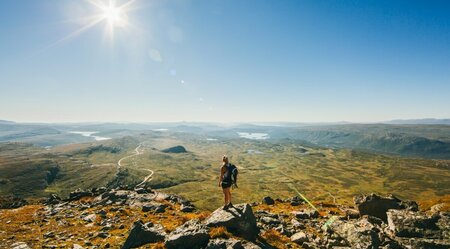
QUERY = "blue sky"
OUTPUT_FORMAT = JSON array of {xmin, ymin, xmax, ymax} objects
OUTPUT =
[{"xmin": 0, "ymin": 0, "xmax": 449, "ymax": 123}]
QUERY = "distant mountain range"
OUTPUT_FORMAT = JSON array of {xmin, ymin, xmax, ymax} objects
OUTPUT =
[
  {"xmin": 0, "ymin": 118, "xmax": 449, "ymax": 159},
  {"xmin": 383, "ymin": 119, "xmax": 450, "ymax": 125}
]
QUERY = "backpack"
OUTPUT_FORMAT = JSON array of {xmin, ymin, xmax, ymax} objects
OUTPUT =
[{"xmin": 228, "ymin": 164, "xmax": 238, "ymax": 186}]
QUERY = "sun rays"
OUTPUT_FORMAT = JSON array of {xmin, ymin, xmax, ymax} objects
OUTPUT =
[{"xmin": 41, "ymin": 0, "xmax": 136, "ymax": 52}]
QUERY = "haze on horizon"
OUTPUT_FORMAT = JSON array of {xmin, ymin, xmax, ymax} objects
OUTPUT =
[{"xmin": 0, "ymin": 0, "xmax": 449, "ymax": 123}]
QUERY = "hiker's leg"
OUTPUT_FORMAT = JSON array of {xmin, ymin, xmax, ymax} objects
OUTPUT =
[
  {"xmin": 226, "ymin": 188, "xmax": 231, "ymax": 205},
  {"xmin": 222, "ymin": 188, "xmax": 228, "ymax": 205}
]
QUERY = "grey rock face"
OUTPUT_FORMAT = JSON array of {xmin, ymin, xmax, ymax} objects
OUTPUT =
[
  {"xmin": 329, "ymin": 217, "xmax": 381, "ymax": 249},
  {"xmin": 354, "ymin": 194, "xmax": 403, "ymax": 222},
  {"xmin": 387, "ymin": 209, "xmax": 450, "ymax": 248},
  {"xmin": 205, "ymin": 238, "xmax": 244, "ymax": 249},
  {"xmin": 165, "ymin": 219, "xmax": 210, "ymax": 249},
  {"xmin": 121, "ymin": 220, "xmax": 166, "ymax": 249},
  {"xmin": 205, "ymin": 203, "xmax": 259, "ymax": 241}
]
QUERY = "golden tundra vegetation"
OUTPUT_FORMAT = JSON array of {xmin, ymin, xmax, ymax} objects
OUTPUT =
[
  {"xmin": 1, "ymin": 131, "xmax": 449, "ymax": 211},
  {"xmin": 0, "ymin": 193, "xmax": 355, "ymax": 248}
]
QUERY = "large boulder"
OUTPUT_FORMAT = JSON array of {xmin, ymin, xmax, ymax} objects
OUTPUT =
[
  {"xmin": 354, "ymin": 194, "xmax": 403, "ymax": 222},
  {"xmin": 387, "ymin": 209, "xmax": 450, "ymax": 248},
  {"xmin": 328, "ymin": 217, "xmax": 381, "ymax": 249},
  {"xmin": 205, "ymin": 203, "xmax": 259, "ymax": 241},
  {"xmin": 387, "ymin": 209, "xmax": 449, "ymax": 239},
  {"xmin": 122, "ymin": 220, "xmax": 166, "ymax": 249},
  {"xmin": 165, "ymin": 219, "xmax": 210, "ymax": 249}
]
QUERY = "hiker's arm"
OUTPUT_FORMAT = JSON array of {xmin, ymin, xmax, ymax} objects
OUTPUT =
[{"xmin": 218, "ymin": 166, "xmax": 225, "ymax": 187}]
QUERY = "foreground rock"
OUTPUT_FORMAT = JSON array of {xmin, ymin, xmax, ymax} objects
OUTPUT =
[
  {"xmin": 329, "ymin": 216, "xmax": 382, "ymax": 249},
  {"xmin": 387, "ymin": 209, "xmax": 450, "ymax": 248},
  {"xmin": 122, "ymin": 221, "xmax": 166, "ymax": 249},
  {"xmin": 205, "ymin": 203, "xmax": 259, "ymax": 241},
  {"xmin": 165, "ymin": 219, "xmax": 210, "ymax": 249},
  {"xmin": 3, "ymin": 185, "xmax": 449, "ymax": 249},
  {"xmin": 354, "ymin": 193, "xmax": 417, "ymax": 221}
]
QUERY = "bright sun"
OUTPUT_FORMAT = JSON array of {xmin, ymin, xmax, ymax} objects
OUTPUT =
[{"xmin": 101, "ymin": 2, "xmax": 127, "ymax": 27}]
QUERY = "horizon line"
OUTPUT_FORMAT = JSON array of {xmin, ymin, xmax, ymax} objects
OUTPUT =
[{"xmin": 1, "ymin": 118, "xmax": 449, "ymax": 125}]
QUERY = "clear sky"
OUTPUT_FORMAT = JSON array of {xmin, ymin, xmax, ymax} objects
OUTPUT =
[{"xmin": 0, "ymin": 0, "xmax": 449, "ymax": 123}]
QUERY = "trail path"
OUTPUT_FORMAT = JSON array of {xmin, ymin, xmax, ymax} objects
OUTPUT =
[
  {"xmin": 116, "ymin": 144, "xmax": 154, "ymax": 186},
  {"xmin": 117, "ymin": 144, "xmax": 143, "ymax": 168},
  {"xmin": 136, "ymin": 169, "xmax": 154, "ymax": 187}
]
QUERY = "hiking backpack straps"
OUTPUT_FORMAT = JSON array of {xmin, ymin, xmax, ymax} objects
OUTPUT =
[{"xmin": 229, "ymin": 163, "xmax": 238, "ymax": 185}]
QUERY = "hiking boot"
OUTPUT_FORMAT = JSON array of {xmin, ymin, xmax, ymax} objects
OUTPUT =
[
  {"xmin": 223, "ymin": 204, "xmax": 229, "ymax": 210},
  {"xmin": 227, "ymin": 203, "xmax": 234, "ymax": 209}
]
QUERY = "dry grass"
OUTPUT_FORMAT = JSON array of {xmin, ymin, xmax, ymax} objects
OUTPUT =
[
  {"xmin": 150, "ymin": 242, "xmax": 166, "ymax": 249},
  {"xmin": 209, "ymin": 226, "xmax": 232, "ymax": 239},
  {"xmin": 260, "ymin": 229, "xmax": 301, "ymax": 249},
  {"xmin": 418, "ymin": 194, "xmax": 450, "ymax": 211}
]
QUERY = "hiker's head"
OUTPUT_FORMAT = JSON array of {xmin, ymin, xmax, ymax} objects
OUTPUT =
[{"xmin": 222, "ymin": 155, "xmax": 229, "ymax": 164}]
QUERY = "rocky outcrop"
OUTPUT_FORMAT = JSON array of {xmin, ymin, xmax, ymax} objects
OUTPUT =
[
  {"xmin": 329, "ymin": 216, "xmax": 382, "ymax": 249},
  {"xmin": 122, "ymin": 220, "xmax": 166, "ymax": 249},
  {"xmin": 387, "ymin": 209, "xmax": 450, "ymax": 248},
  {"xmin": 205, "ymin": 203, "xmax": 259, "ymax": 241},
  {"xmin": 354, "ymin": 194, "xmax": 416, "ymax": 221},
  {"xmin": 165, "ymin": 219, "xmax": 210, "ymax": 249}
]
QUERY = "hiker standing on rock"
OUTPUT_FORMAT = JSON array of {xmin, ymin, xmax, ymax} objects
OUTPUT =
[{"xmin": 218, "ymin": 155, "xmax": 238, "ymax": 210}]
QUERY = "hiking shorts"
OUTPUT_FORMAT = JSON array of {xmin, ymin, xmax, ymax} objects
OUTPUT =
[{"xmin": 221, "ymin": 181, "xmax": 232, "ymax": 189}]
